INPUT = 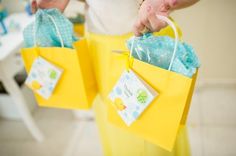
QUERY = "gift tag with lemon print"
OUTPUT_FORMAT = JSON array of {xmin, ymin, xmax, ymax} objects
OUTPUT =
[
  {"xmin": 25, "ymin": 56, "xmax": 63, "ymax": 99},
  {"xmin": 109, "ymin": 70, "xmax": 158, "ymax": 126}
]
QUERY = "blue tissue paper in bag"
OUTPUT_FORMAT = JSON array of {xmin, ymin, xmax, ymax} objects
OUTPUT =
[
  {"xmin": 23, "ymin": 9, "xmax": 78, "ymax": 48},
  {"xmin": 127, "ymin": 33, "xmax": 200, "ymax": 78}
]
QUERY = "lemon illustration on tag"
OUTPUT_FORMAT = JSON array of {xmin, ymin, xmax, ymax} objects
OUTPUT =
[
  {"xmin": 136, "ymin": 89, "xmax": 148, "ymax": 104},
  {"xmin": 114, "ymin": 98, "xmax": 126, "ymax": 111},
  {"xmin": 30, "ymin": 80, "xmax": 42, "ymax": 90}
]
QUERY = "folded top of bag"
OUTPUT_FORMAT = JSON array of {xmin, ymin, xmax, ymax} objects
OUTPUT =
[
  {"xmin": 23, "ymin": 8, "xmax": 78, "ymax": 48},
  {"xmin": 127, "ymin": 33, "xmax": 200, "ymax": 78}
]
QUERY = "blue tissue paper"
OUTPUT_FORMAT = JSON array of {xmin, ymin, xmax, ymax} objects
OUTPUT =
[
  {"xmin": 23, "ymin": 8, "xmax": 78, "ymax": 48},
  {"xmin": 127, "ymin": 33, "xmax": 200, "ymax": 78}
]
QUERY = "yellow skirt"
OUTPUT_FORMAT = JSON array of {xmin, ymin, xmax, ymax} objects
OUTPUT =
[{"xmin": 86, "ymin": 31, "xmax": 191, "ymax": 156}]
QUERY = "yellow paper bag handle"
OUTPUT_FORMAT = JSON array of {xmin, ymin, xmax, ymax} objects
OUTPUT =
[{"xmin": 129, "ymin": 15, "xmax": 179, "ymax": 71}]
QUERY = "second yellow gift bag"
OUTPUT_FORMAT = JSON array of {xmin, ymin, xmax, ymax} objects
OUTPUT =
[
  {"xmin": 107, "ymin": 16, "xmax": 198, "ymax": 151},
  {"xmin": 21, "ymin": 14, "xmax": 97, "ymax": 110},
  {"xmin": 21, "ymin": 38, "xmax": 97, "ymax": 109}
]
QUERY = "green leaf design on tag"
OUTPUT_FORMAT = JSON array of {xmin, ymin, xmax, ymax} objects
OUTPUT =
[
  {"xmin": 136, "ymin": 89, "xmax": 148, "ymax": 104},
  {"xmin": 49, "ymin": 70, "xmax": 57, "ymax": 79}
]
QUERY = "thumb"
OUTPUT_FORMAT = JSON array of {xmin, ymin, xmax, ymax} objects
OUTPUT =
[{"xmin": 31, "ymin": 0, "xmax": 38, "ymax": 14}]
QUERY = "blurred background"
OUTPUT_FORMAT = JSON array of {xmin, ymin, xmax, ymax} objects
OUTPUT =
[{"xmin": 0, "ymin": 0, "xmax": 235, "ymax": 156}]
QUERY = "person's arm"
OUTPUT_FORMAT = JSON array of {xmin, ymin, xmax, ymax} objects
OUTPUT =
[
  {"xmin": 171, "ymin": 0, "xmax": 199, "ymax": 10},
  {"xmin": 134, "ymin": 0, "xmax": 199, "ymax": 36},
  {"xmin": 31, "ymin": 0, "xmax": 70, "ymax": 13}
]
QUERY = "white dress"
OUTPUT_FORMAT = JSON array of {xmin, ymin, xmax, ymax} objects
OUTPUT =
[{"xmin": 85, "ymin": 0, "xmax": 140, "ymax": 35}]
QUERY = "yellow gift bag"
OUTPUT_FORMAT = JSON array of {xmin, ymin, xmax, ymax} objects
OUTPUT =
[
  {"xmin": 21, "ymin": 17, "xmax": 97, "ymax": 110},
  {"xmin": 107, "ymin": 16, "xmax": 198, "ymax": 151}
]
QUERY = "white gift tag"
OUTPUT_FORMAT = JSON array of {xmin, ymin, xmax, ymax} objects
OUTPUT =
[
  {"xmin": 109, "ymin": 70, "xmax": 158, "ymax": 126},
  {"xmin": 25, "ymin": 56, "xmax": 63, "ymax": 99}
]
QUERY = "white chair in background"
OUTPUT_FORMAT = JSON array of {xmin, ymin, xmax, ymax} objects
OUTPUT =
[{"xmin": 0, "ymin": 13, "xmax": 44, "ymax": 142}]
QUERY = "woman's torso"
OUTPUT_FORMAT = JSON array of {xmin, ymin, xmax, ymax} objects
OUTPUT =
[{"xmin": 85, "ymin": 0, "xmax": 140, "ymax": 35}]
